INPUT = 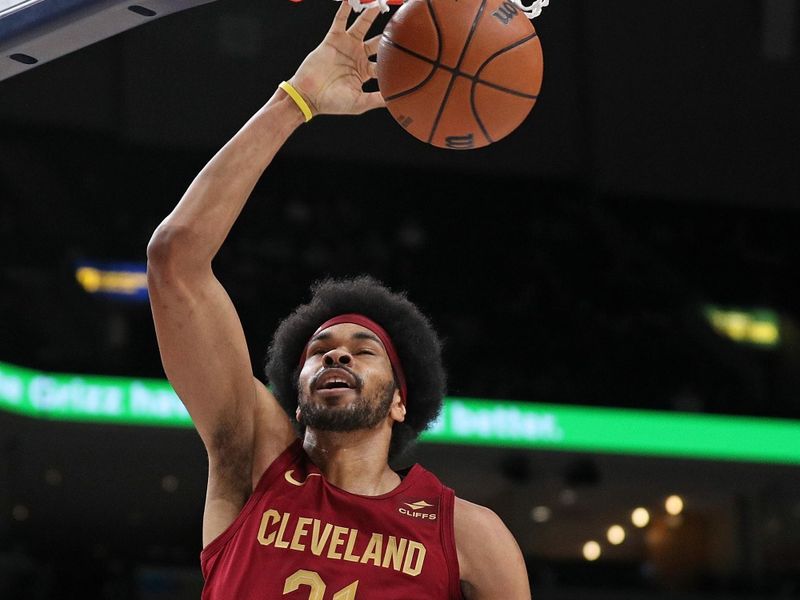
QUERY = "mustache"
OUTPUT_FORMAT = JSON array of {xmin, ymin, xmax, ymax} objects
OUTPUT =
[{"xmin": 310, "ymin": 366, "xmax": 364, "ymax": 390}]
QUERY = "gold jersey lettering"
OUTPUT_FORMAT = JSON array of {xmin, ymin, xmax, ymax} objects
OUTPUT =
[
  {"xmin": 343, "ymin": 529, "xmax": 361, "ymax": 562},
  {"xmin": 257, "ymin": 509, "xmax": 281, "ymax": 546},
  {"xmin": 403, "ymin": 541, "xmax": 426, "ymax": 576},
  {"xmin": 381, "ymin": 536, "xmax": 407, "ymax": 571},
  {"xmin": 327, "ymin": 525, "xmax": 349, "ymax": 559},
  {"xmin": 359, "ymin": 533, "xmax": 383, "ymax": 567},
  {"xmin": 255, "ymin": 510, "xmax": 427, "ymax": 577},
  {"xmin": 274, "ymin": 512, "xmax": 293, "ymax": 549},
  {"xmin": 290, "ymin": 517, "xmax": 313, "ymax": 551},
  {"xmin": 310, "ymin": 519, "xmax": 333, "ymax": 556}
]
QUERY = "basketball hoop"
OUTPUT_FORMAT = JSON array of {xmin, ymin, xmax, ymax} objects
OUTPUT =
[
  {"xmin": 345, "ymin": 0, "xmax": 396, "ymax": 12},
  {"xmin": 288, "ymin": 0, "xmax": 401, "ymax": 12},
  {"xmin": 512, "ymin": 0, "xmax": 549, "ymax": 19},
  {"xmin": 291, "ymin": 0, "xmax": 550, "ymax": 19}
]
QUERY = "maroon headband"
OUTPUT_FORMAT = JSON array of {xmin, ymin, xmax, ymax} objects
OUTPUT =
[{"xmin": 299, "ymin": 313, "xmax": 408, "ymax": 405}]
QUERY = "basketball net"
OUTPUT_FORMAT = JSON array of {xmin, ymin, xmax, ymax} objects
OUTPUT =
[{"xmin": 324, "ymin": 0, "xmax": 550, "ymax": 19}]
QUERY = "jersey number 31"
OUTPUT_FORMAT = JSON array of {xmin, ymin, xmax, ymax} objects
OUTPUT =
[{"xmin": 283, "ymin": 569, "xmax": 359, "ymax": 600}]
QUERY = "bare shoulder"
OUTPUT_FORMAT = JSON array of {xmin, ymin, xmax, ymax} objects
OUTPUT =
[
  {"xmin": 203, "ymin": 379, "xmax": 297, "ymax": 548},
  {"xmin": 454, "ymin": 497, "xmax": 531, "ymax": 600},
  {"xmin": 205, "ymin": 378, "xmax": 296, "ymax": 489}
]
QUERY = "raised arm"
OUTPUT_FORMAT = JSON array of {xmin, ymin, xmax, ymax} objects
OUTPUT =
[
  {"xmin": 145, "ymin": 3, "xmax": 385, "ymax": 547},
  {"xmin": 455, "ymin": 497, "xmax": 532, "ymax": 599}
]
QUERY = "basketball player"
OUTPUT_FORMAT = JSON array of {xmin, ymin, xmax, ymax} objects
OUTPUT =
[{"xmin": 146, "ymin": 3, "xmax": 530, "ymax": 598}]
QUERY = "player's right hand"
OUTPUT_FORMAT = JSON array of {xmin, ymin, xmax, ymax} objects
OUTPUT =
[{"xmin": 287, "ymin": 2, "xmax": 386, "ymax": 116}]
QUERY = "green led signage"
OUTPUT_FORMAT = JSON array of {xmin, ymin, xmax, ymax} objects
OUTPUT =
[
  {"xmin": 421, "ymin": 399, "xmax": 800, "ymax": 465},
  {"xmin": 0, "ymin": 361, "xmax": 191, "ymax": 427},
  {"xmin": 1, "ymin": 361, "xmax": 799, "ymax": 465}
]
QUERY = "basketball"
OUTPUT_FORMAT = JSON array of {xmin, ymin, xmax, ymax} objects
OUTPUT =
[{"xmin": 376, "ymin": 0, "xmax": 544, "ymax": 150}]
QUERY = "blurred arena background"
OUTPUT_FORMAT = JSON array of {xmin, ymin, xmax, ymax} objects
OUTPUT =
[{"xmin": 1, "ymin": 0, "xmax": 799, "ymax": 598}]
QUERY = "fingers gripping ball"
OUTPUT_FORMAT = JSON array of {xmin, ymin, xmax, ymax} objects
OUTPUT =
[{"xmin": 377, "ymin": 0, "xmax": 544, "ymax": 150}]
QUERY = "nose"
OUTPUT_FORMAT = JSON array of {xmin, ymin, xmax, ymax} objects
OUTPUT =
[{"xmin": 323, "ymin": 348, "xmax": 352, "ymax": 367}]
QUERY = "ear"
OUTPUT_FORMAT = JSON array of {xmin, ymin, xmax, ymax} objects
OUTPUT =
[
  {"xmin": 389, "ymin": 389, "xmax": 406, "ymax": 423},
  {"xmin": 295, "ymin": 406, "xmax": 302, "ymax": 423}
]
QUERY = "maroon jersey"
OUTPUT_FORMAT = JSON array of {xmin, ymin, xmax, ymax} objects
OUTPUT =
[{"xmin": 201, "ymin": 439, "xmax": 464, "ymax": 600}]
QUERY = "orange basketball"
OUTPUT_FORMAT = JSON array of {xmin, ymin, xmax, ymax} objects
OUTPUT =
[{"xmin": 376, "ymin": 0, "xmax": 544, "ymax": 150}]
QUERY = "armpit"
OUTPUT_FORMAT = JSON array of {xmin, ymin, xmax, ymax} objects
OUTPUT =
[{"xmin": 460, "ymin": 579, "xmax": 477, "ymax": 599}]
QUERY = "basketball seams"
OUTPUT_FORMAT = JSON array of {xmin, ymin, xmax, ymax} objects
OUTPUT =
[
  {"xmin": 471, "ymin": 90, "xmax": 494, "ymax": 144},
  {"xmin": 427, "ymin": 0, "xmax": 444, "ymax": 65},
  {"xmin": 377, "ymin": 0, "xmax": 544, "ymax": 149},
  {"xmin": 384, "ymin": 40, "xmax": 539, "ymax": 98},
  {"xmin": 470, "ymin": 33, "xmax": 542, "ymax": 144},
  {"xmin": 380, "ymin": 0, "xmax": 443, "ymax": 102},
  {"xmin": 381, "ymin": 38, "xmax": 439, "ymax": 102},
  {"xmin": 427, "ymin": 0, "xmax": 488, "ymax": 145},
  {"xmin": 472, "ymin": 32, "xmax": 541, "ymax": 98},
  {"xmin": 473, "ymin": 79, "xmax": 538, "ymax": 99}
]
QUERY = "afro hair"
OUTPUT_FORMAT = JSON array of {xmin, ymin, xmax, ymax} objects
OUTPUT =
[{"xmin": 264, "ymin": 275, "xmax": 446, "ymax": 462}]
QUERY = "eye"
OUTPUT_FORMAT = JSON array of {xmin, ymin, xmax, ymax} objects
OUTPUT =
[{"xmin": 356, "ymin": 349, "xmax": 375, "ymax": 356}]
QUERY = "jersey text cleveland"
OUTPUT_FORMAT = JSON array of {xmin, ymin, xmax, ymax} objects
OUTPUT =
[{"xmin": 256, "ymin": 509, "xmax": 427, "ymax": 576}]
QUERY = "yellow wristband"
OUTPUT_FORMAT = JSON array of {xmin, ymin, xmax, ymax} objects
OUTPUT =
[{"xmin": 279, "ymin": 80, "xmax": 313, "ymax": 122}]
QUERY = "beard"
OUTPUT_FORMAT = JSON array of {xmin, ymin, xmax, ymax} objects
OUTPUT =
[{"xmin": 298, "ymin": 380, "xmax": 396, "ymax": 432}]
